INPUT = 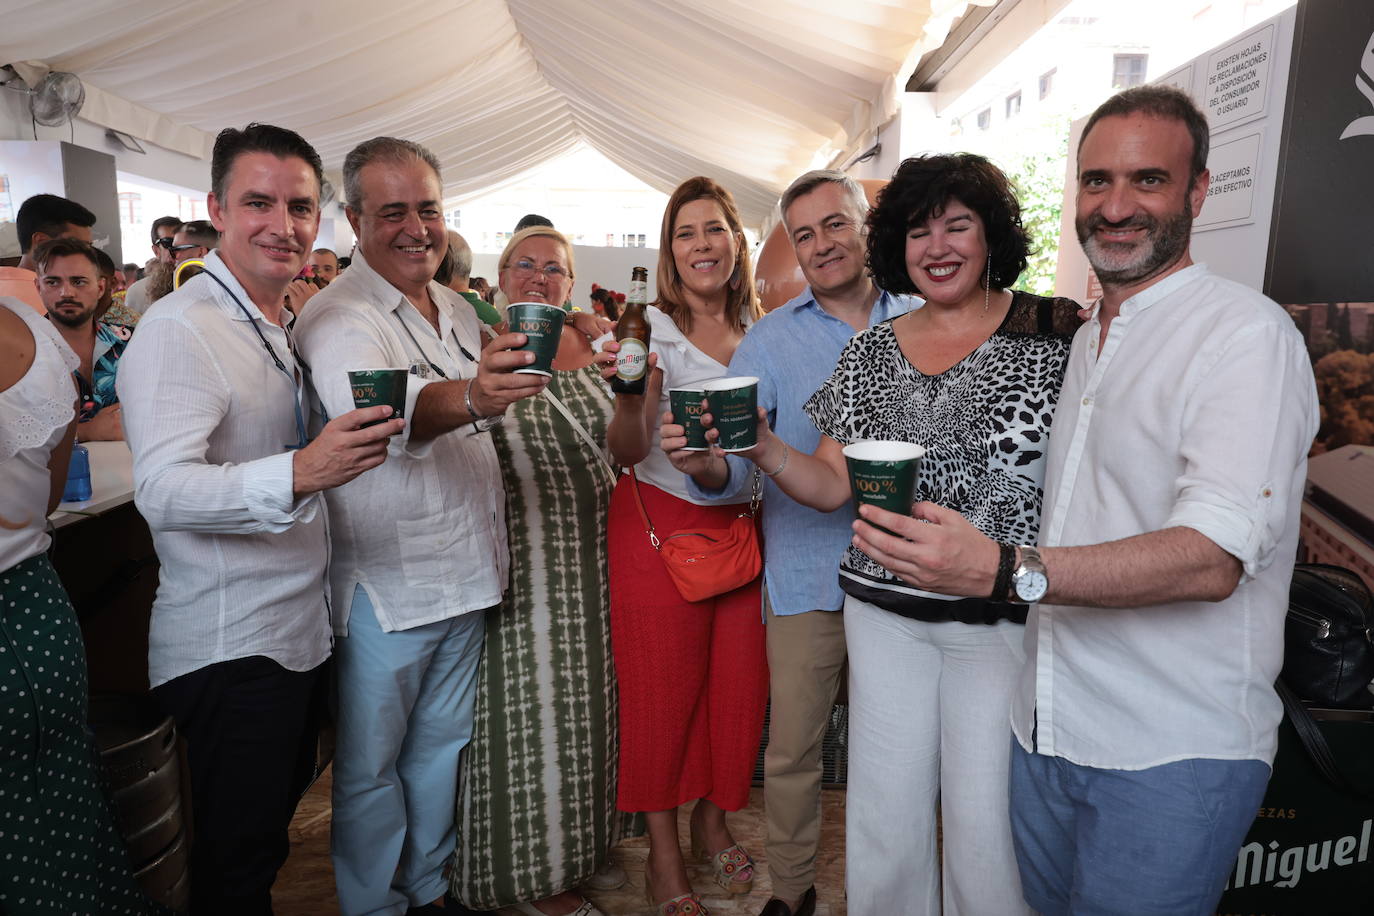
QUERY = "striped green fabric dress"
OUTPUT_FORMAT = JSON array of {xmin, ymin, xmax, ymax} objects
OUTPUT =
[{"xmin": 451, "ymin": 363, "xmax": 640, "ymax": 908}]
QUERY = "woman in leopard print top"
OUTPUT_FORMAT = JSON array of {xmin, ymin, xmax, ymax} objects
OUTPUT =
[{"xmin": 723, "ymin": 154, "xmax": 1080, "ymax": 915}]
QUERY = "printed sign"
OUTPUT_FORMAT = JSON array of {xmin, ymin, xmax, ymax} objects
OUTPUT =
[
  {"xmin": 1197, "ymin": 132, "xmax": 1263, "ymax": 231},
  {"xmin": 1205, "ymin": 23, "xmax": 1276, "ymax": 131}
]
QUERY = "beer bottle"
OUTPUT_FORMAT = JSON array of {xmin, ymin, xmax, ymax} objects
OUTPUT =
[{"xmin": 611, "ymin": 266, "xmax": 651, "ymax": 395}]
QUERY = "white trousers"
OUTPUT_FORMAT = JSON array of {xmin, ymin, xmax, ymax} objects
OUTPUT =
[{"xmin": 843, "ymin": 595, "xmax": 1032, "ymax": 916}]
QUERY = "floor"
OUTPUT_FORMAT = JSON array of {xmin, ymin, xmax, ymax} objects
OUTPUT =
[{"xmin": 273, "ymin": 767, "xmax": 849, "ymax": 915}]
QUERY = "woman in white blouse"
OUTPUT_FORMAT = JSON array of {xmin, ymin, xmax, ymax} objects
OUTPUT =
[
  {"xmin": 604, "ymin": 177, "xmax": 767, "ymax": 915},
  {"xmin": 0, "ymin": 296, "xmax": 153, "ymax": 912}
]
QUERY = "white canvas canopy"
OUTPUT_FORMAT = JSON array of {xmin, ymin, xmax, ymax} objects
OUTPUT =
[{"xmin": 1, "ymin": 0, "xmax": 982, "ymax": 223}]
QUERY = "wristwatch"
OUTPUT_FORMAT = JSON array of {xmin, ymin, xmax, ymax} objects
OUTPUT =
[{"xmin": 1010, "ymin": 545, "xmax": 1049, "ymax": 604}]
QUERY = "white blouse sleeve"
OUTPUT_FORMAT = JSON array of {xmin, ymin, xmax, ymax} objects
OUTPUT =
[{"xmin": 0, "ymin": 298, "xmax": 77, "ymax": 462}]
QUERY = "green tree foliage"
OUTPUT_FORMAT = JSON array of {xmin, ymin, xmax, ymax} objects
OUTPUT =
[
  {"xmin": 1313, "ymin": 349, "xmax": 1374, "ymax": 451},
  {"xmin": 1006, "ymin": 120, "xmax": 1070, "ymax": 297}
]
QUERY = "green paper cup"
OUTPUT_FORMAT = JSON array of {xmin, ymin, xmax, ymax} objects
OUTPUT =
[
  {"xmin": 843, "ymin": 440, "xmax": 925, "ymax": 531},
  {"xmin": 348, "ymin": 368, "xmax": 408, "ymax": 429},
  {"xmin": 702, "ymin": 376, "xmax": 760, "ymax": 452},
  {"xmin": 507, "ymin": 302, "xmax": 567, "ymax": 376},
  {"xmin": 668, "ymin": 387, "xmax": 710, "ymax": 451}
]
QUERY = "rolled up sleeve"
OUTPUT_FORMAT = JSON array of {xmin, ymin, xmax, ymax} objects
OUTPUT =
[{"xmin": 1166, "ymin": 322, "xmax": 1320, "ymax": 580}]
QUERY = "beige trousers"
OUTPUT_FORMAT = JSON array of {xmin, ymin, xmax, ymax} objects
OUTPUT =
[{"xmin": 762, "ymin": 597, "xmax": 847, "ymax": 901}]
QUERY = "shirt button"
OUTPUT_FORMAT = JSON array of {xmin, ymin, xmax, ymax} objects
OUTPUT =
[{"xmin": 1082, "ymin": 397, "xmax": 1092, "ymax": 406}]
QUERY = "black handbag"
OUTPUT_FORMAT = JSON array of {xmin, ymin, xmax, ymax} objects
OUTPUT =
[{"xmin": 1281, "ymin": 564, "xmax": 1374, "ymax": 710}]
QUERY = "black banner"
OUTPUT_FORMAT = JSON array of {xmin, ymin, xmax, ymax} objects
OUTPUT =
[{"xmin": 1265, "ymin": 0, "xmax": 1374, "ymax": 303}]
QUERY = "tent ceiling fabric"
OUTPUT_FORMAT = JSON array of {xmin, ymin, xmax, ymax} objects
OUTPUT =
[{"xmin": 1, "ymin": 0, "xmax": 983, "ymax": 224}]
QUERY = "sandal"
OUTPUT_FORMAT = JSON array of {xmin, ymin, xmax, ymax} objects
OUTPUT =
[
  {"xmin": 643, "ymin": 883, "xmax": 709, "ymax": 915},
  {"xmin": 690, "ymin": 835, "xmax": 755, "ymax": 895}
]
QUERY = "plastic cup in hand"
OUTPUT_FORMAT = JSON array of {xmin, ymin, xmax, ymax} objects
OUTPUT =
[
  {"xmin": 348, "ymin": 368, "xmax": 408, "ymax": 429},
  {"xmin": 843, "ymin": 440, "xmax": 925, "ymax": 533},
  {"xmin": 506, "ymin": 302, "xmax": 567, "ymax": 376},
  {"xmin": 668, "ymin": 387, "xmax": 710, "ymax": 451},
  {"xmin": 701, "ymin": 376, "xmax": 759, "ymax": 452}
]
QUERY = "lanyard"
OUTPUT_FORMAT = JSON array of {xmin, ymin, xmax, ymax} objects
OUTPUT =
[
  {"xmin": 204, "ymin": 270, "xmax": 311, "ymax": 451},
  {"xmin": 392, "ymin": 305, "xmax": 477, "ymax": 380}
]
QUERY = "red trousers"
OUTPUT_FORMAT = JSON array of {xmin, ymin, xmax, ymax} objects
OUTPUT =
[{"xmin": 608, "ymin": 475, "xmax": 768, "ymax": 813}]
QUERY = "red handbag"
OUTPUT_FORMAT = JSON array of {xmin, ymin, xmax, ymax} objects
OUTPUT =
[{"xmin": 628, "ymin": 467, "xmax": 762, "ymax": 603}]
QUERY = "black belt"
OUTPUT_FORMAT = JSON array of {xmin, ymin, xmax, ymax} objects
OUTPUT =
[{"xmin": 840, "ymin": 574, "xmax": 1027, "ymax": 626}]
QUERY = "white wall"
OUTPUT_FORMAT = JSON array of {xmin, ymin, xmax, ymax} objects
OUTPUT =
[{"xmin": 1, "ymin": 90, "xmax": 211, "ymax": 192}]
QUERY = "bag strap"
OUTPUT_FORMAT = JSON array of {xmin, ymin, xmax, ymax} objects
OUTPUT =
[
  {"xmin": 539, "ymin": 385, "xmax": 615, "ymax": 474},
  {"xmin": 1276, "ymin": 678, "xmax": 1374, "ymax": 800},
  {"xmin": 627, "ymin": 467, "xmax": 661, "ymax": 549}
]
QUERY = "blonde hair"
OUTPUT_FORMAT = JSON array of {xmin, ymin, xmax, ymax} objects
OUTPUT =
[
  {"xmin": 497, "ymin": 226, "xmax": 575, "ymax": 279},
  {"xmin": 656, "ymin": 177, "xmax": 761, "ymax": 335}
]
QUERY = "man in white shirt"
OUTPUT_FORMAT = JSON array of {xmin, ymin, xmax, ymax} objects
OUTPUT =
[
  {"xmin": 846, "ymin": 85, "xmax": 1319, "ymax": 915},
  {"xmin": 123, "ymin": 214, "xmax": 180, "ymax": 314},
  {"xmin": 293, "ymin": 136, "xmax": 549, "ymax": 916},
  {"xmin": 118, "ymin": 123, "xmax": 403, "ymax": 916}
]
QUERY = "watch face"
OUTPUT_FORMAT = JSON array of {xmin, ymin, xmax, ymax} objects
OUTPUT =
[{"xmin": 1015, "ymin": 570, "xmax": 1048, "ymax": 603}]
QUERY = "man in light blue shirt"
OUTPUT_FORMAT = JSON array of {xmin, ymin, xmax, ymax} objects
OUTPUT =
[{"xmin": 671, "ymin": 170, "xmax": 917, "ymax": 916}]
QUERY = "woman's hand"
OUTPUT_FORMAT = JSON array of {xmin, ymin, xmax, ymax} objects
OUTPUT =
[
  {"xmin": 598, "ymin": 339, "xmax": 658, "ymax": 388},
  {"xmin": 851, "ymin": 501, "xmax": 1000, "ymax": 598},
  {"xmin": 660, "ymin": 409, "xmax": 727, "ymax": 481}
]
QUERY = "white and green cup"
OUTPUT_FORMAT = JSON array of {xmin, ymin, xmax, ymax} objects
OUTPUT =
[
  {"xmin": 668, "ymin": 387, "xmax": 710, "ymax": 451},
  {"xmin": 702, "ymin": 376, "xmax": 760, "ymax": 452},
  {"xmin": 348, "ymin": 368, "xmax": 408, "ymax": 428},
  {"xmin": 843, "ymin": 440, "xmax": 925, "ymax": 531},
  {"xmin": 506, "ymin": 302, "xmax": 567, "ymax": 376}
]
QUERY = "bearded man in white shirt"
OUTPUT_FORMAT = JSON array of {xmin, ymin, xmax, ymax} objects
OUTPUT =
[
  {"xmin": 293, "ymin": 137, "xmax": 551, "ymax": 916},
  {"xmin": 842, "ymin": 85, "xmax": 1319, "ymax": 916},
  {"xmin": 118, "ymin": 123, "xmax": 404, "ymax": 916}
]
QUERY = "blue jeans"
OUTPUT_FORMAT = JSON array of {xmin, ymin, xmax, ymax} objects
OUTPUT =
[
  {"xmin": 1009, "ymin": 737, "xmax": 1269, "ymax": 916},
  {"xmin": 331, "ymin": 586, "xmax": 486, "ymax": 916}
]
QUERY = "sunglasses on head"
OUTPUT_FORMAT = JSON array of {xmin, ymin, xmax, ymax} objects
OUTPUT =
[{"xmin": 171, "ymin": 244, "xmax": 202, "ymax": 253}]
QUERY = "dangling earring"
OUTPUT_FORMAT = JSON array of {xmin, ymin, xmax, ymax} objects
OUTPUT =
[
  {"xmin": 729, "ymin": 260, "xmax": 741, "ymax": 291},
  {"xmin": 983, "ymin": 257, "xmax": 992, "ymax": 314}
]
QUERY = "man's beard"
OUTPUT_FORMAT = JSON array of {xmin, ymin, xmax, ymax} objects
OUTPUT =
[
  {"xmin": 46, "ymin": 299, "xmax": 95, "ymax": 328},
  {"xmin": 1076, "ymin": 202, "xmax": 1192, "ymax": 289}
]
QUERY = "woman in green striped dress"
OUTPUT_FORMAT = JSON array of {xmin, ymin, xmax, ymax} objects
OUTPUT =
[{"xmin": 451, "ymin": 227, "xmax": 639, "ymax": 916}]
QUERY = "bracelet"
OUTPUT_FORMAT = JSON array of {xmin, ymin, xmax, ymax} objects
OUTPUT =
[
  {"xmin": 464, "ymin": 379, "xmax": 486, "ymax": 421},
  {"xmin": 991, "ymin": 542, "xmax": 1016, "ymax": 601},
  {"xmin": 763, "ymin": 441, "xmax": 789, "ymax": 477}
]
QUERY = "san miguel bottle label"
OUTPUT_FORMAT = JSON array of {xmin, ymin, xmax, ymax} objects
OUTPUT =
[{"xmin": 617, "ymin": 339, "xmax": 649, "ymax": 380}]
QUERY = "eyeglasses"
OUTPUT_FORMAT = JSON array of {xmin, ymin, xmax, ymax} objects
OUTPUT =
[
  {"xmin": 170, "ymin": 244, "xmax": 202, "ymax": 253},
  {"xmin": 508, "ymin": 258, "xmax": 569, "ymax": 280},
  {"xmin": 153, "ymin": 237, "xmax": 175, "ymax": 249}
]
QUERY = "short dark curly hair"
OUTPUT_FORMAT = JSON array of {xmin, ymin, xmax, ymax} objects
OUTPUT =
[{"xmin": 866, "ymin": 153, "xmax": 1030, "ymax": 296}]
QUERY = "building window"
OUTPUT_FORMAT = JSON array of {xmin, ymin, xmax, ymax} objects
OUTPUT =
[
  {"xmin": 446, "ymin": 208, "xmax": 462, "ymax": 229},
  {"xmin": 118, "ymin": 192, "xmax": 142, "ymax": 225},
  {"xmin": 1113, "ymin": 54, "xmax": 1148, "ymax": 89},
  {"xmin": 1005, "ymin": 91, "xmax": 1022, "ymax": 119},
  {"xmin": 637, "ymin": 234, "xmax": 646, "ymax": 247},
  {"xmin": 976, "ymin": 107, "xmax": 991, "ymax": 131},
  {"xmin": 1039, "ymin": 68, "xmax": 1056, "ymax": 100}
]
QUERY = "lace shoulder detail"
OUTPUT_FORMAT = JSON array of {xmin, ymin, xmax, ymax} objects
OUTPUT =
[{"xmin": 1, "ymin": 298, "xmax": 78, "ymax": 460}]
